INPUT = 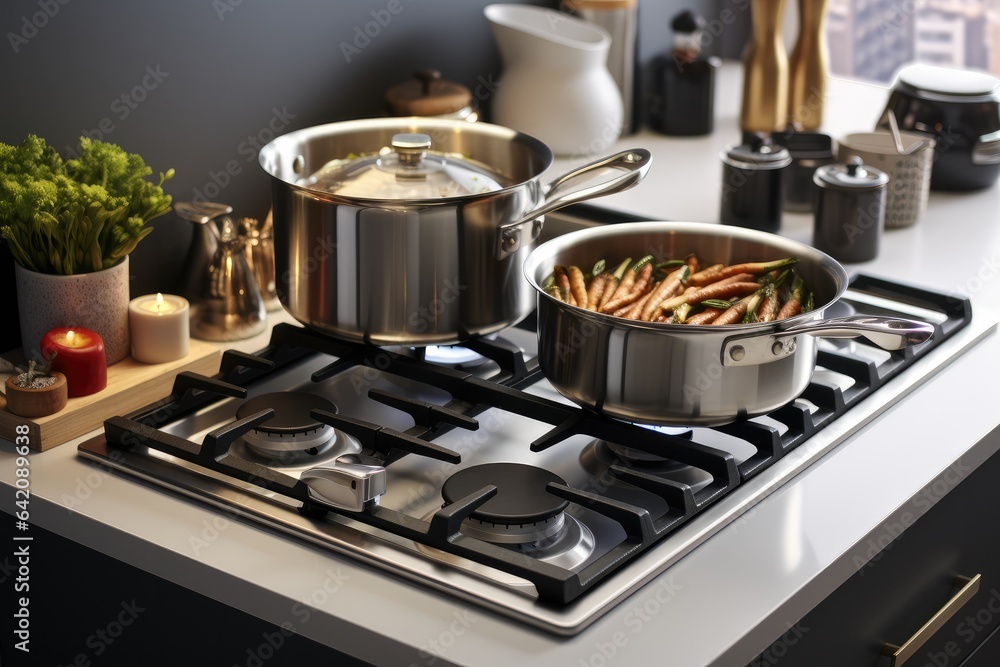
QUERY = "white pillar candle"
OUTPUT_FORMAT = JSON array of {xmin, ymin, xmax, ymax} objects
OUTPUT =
[{"xmin": 128, "ymin": 293, "xmax": 190, "ymax": 363}]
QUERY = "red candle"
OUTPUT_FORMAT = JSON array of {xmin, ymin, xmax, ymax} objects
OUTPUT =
[{"xmin": 41, "ymin": 327, "xmax": 108, "ymax": 398}]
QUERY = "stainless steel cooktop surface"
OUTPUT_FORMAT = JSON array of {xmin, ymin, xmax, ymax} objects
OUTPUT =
[{"xmin": 78, "ymin": 209, "xmax": 997, "ymax": 635}]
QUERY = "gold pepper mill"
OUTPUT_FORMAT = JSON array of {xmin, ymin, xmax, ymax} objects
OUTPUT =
[
  {"xmin": 740, "ymin": 0, "xmax": 789, "ymax": 133},
  {"xmin": 788, "ymin": 0, "xmax": 830, "ymax": 130}
]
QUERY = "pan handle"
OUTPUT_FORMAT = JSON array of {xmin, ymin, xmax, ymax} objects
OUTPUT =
[
  {"xmin": 776, "ymin": 315, "xmax": 934, "ymax": 349},
  {"xmin": 494, "ymin": 149, "xmax": 652, "ymax": 259},
  {"xmin": 722, "ymin": 316, "xmax": 934, "ymax": 367}
]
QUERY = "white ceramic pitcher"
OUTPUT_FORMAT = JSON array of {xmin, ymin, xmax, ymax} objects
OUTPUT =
[{"xmin": 485, "ymin": 4, "xmax": 624, "ymax": 157}]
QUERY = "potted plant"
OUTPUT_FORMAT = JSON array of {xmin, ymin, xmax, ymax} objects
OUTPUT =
[
  {"xmin": 0, "ymin": 135, "xmax": 174, "ymax": 363},
  {"xmin": 3, "ymin": 358, "xmax": 68, "ymax": 418}
]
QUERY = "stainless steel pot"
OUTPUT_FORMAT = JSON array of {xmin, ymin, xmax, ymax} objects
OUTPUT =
[
  {"xmin": 523, "ymin": 221, "xmax": 933, "ymax": 426},
  {"xmin": 258, "ymin": 118, "xmax": 650, "ymax": 345}
]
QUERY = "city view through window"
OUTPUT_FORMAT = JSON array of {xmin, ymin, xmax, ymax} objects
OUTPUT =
[{"xmin": 827, "ymin": 0, "xmax": 1000, "ymax": 83}]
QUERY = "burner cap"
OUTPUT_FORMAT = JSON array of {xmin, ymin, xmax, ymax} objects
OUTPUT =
[
  {"xmin": 236, "ymin": 392, "xmax": 336, "ymax": 435},
  {"xmin": 235, "ymin": 392, "xmax": 338, "ymax": 455},
  {"xmin": 441, "ymin": 462, "xmax": 569, "ymax": 524}
]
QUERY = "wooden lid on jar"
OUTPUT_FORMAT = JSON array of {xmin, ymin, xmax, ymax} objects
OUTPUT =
[{"xmin": 385, "ymin": 69, "xmax": 473, "ymax": 117}]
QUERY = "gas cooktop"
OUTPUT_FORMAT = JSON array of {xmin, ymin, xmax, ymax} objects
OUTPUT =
[{"xmin": 78, "ymin": 264, "xmax": 993, "ymax": 635}]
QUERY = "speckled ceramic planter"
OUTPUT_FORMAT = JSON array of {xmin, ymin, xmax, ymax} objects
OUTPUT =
[{"xmin": 15, "ymin": 256, "xmax": 131, "ymax": 364}]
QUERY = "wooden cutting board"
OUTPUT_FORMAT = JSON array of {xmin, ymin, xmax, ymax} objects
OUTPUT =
[{"xmin": 0, "ymin": 339, "xmax": 221, "ymax": 452}]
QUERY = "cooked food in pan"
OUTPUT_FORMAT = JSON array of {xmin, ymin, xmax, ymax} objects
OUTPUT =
[{"xmin": 542, "ymin": 254, "xmax": 813, "ymax": 325}]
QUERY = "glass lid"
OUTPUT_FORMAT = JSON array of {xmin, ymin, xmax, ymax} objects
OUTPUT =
[
  {"xmin": 815, "ymin": 156, "xmax": 888, "ymax": 190},
  {"xmin": 301, "ymin": 133, "xmax": 506, "ymax": 199}
]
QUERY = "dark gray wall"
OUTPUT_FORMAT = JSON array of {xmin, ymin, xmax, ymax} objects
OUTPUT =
[{"xmin": 0, "ymin": 0, "xmax": 726, "ymax": 352}]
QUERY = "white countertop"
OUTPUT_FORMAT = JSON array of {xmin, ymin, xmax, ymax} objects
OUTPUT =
[{"xmin": 4, "ymin": 63, "xmax": 1000, "ymax": 666}]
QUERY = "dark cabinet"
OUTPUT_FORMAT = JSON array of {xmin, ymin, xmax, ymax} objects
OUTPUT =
[
  {"xmin": 962, "ymin": 624, "xmax": 1000, "ymax": 666},
  {"xmin": 750, "ymin": 425, "xmax": 1000, "ymax": 667},
  {"xmin": 0, "ymin": 521, "xmax": 371, "ymax": 666}
]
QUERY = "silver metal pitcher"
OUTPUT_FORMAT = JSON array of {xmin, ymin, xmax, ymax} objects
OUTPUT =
[
  {"xmin": 243, "ymin": 212, "xmax": 281, "ymax": 312},
  {"xmin": 175, "ymin": 202, "xmax": 267, "ymax": 341}
]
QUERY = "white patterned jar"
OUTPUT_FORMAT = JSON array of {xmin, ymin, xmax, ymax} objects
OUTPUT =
[{"xmin": 15, "ymin": 256, "xmax": 131, "ymax": 364}]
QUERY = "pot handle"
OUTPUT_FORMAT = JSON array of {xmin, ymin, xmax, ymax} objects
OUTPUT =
[
  {"xmin": 495, "ymin": 149, "xmax": 652, "ymax": 259},
  {"xmin": 722, "ymin": 316, "xmax": 934, "ymax": 367},
  {"xmin": 972, "ymin": 130, "xmax": 1000, "ymax": 165}
]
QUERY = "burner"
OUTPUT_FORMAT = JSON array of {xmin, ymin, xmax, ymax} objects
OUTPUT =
[
  {"xmin": 580, "ymin": 439, "xmax": 699, "ymax": 483},
  {"xmin": 235, "ymin": 392, "xmax": 338, "ymax": 457},
  {"xmin": 577, "ymin": 438, "xmax": 718, "ymax": 505},
  {"xmin": 421, "ymin": 345, "xmax": 489, "ymax": 366},
  {"xmin": 442, "ymin": 463, "xmax": 570, "ymax": 544},
  {"xmin": 580, "ymin": 426, "xmax": 761, "ymax": 497},
  {"xmin": 608, "ymin": 426, "xmax": 694, "ymax": 465},
  {"xmin": 410, "ymin": 344, "xmax": 501, "ymax": 377},
  {"xmin": 435, "ymin": 462, "xmax": 595, "ymax": 570}
]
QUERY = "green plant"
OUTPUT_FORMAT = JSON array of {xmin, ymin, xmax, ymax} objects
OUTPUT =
[{"xmin": 0, "ymin": 135, "xmax": 174, "ymax": 275}]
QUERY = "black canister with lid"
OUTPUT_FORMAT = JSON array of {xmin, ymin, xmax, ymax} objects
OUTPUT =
[
  {"xmin": 812, "ymin": 157, "xmax": 889, "ymax": 263},
  {"xmin": 648, "ymin": 10, "xmax": 721, "ymax": 136},
  {"xmin": 773, "ymin": 129, "xmax": 836, "ymax": 212},
  {"xmin": 719, "ymin": 135, "xmax": 791, "ymax": 232}
]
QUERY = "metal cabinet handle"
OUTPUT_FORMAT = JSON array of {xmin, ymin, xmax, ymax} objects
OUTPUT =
[{"xmin": 882, "ymin": 574, "xmax": 981, "ymax": 666}]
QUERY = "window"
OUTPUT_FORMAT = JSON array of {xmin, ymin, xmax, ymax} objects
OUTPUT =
[{"xmin": 826, "ymin": 0, "xmax": 1000, "ymax": 84}]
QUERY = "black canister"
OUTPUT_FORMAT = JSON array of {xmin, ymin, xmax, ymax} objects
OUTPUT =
[
  {"xmin": 812, "ymin": 157, "xmax": 889, "ymax": 263},
  {"xmin": 719, "ymin": 135, "xmax": 791, "ymax": 232},
  {"xmin": 648, "ymin": 10, "xmax": 721, "ymax": 136},
  {"xmin": 773, "ymin": 130, "xmax": 836, "ymax": 212}
]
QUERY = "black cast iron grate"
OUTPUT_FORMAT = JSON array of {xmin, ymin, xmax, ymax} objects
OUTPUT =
[{"xmin": 92, "ymin": 274, "xmax": 971, "ymax": 605}]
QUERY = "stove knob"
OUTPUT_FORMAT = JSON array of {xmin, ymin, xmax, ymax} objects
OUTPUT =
[{"xmin": 301, "ymin": 456, "xmax": 386, "ymax": 513}]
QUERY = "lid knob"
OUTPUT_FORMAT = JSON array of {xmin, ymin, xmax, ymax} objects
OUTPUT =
[
  {"xmin": 671, "ymin": 9, "xmax": 705, "ymax": 34},
  {"xmin": 414, "ymin": 69, "xmax": 441, "ymax": 95},
  {"xmin": 814, "ymin": 157, "xmax": 888, "ymax": 190},
  {"xmin": 846, "ymin": 155, "xmax": 865, "ymax": 177},
  {"xmin": 392, "ymin": 133, "xmax": 432, "ymax": 166}
]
